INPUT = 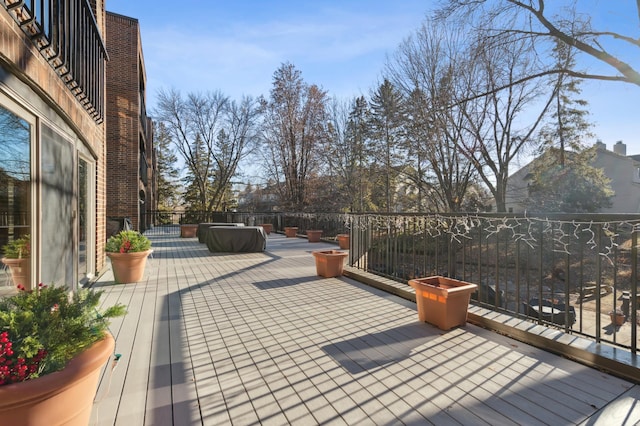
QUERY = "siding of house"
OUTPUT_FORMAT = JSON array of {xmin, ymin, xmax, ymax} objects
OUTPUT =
[{"xmin": 505, "ymin": 143, "xmax": 640, "ymax": 213}]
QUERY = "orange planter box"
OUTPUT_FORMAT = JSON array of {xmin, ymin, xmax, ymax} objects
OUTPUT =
[
  {"xmin": 408, "ymin": 276, "xmax": 477, "ymax": 330},
  {"xmin": 284, "ymin": 227, "xmax": 298, "ymax": 238},
  {"xmin": 260, "ymin": 224, "xmax": 273, "ymax": 235},
  {"xmin": 312, "ymin": 250, "xmax": 348, "ymax": 278},
  {"xmin": 306, "ymin": 230, "xmax": 322, "ymax": 242},
  {"xmin": 180, "ymin": 224, "xmax": 197, "ymax": 238},
  {"xmin": 336, "ymin": 234, "xmax": 350, "ymax": 249}
]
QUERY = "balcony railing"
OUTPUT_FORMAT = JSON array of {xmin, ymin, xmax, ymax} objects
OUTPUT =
[
  {"xmin": 2, "ymin": 0, "xmax": 107, "ymax": 123},
  {"xmin": 139, "ymin": 210, "xmax": 640, "ymax": 353}
]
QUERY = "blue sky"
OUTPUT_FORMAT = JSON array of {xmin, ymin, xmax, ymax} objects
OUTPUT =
[{"xmin": 107, "ymin": 0, "xmax": 639, "ymax": 158}]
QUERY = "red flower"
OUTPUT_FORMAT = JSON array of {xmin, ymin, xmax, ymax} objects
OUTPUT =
[{"xmin": 0, "ymin": 332, "xmax": 46, "ymax": 385}]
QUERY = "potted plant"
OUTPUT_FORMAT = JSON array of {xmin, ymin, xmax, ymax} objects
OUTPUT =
[
  {"xmin": 0, "ymin": 283, "xmax": 126, "ymax": 424},
  {"xmin": 284, "ymin": 227, "xmax": 298, "ymax": 238},
  {"xmin": 408, "ymin": 276, "xmax": 478, "ymax": 331},
  {"xmin": 312, "ymin": 250, "xmax": 348, "ymax": 278},
  {"xmin": 336, "ymin": 233, "xmax": 350, "ymax": 249},
  {"xmin": 180, "ymin": 224, "xmax": 198, "ymax": 238},
  {"xmin": 1, "ymin": 234, "xmax": 31, "ymax": 291},
  {"xmin": 609, "ymin": 308, "xmax": 625, "ymax": 326},
  {"xmin": 259, "ymin": 223, "xmax": 273, "ymax": 235},
  {"xmin": 306, "ymin": 229, "xmax": 323, "ymax": 243},
  {"xmin": 105, "ymin": 230, "xmax": 152, "ymax": 283}
]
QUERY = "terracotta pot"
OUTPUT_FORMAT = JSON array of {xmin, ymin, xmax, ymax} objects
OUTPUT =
[
  {"xmin": 336, "ymin": 234, "xmax": 350, "ymax": 249},
  {"xmin": 306, "ymin": 230, "xmax": 323, "ymax": 243},
  {"xmin": 107, "ymin": 249, "xmax": 152, "ymax": 283},
  {"xmin": 284, "ymin": 227, "xmax": 298, "ymax": 238},
  {"xmin": 408, "ymin": 276, "xmax": 478, "ymax": 331},
  {"xmin": 312, "ymin": 250, "xmax": 348, "ymax": 278},
  {"xmin": 1, "ymin": 257, "xmax": 31, "ymax": 290},
  {"xmin": 260, "ymin": 224, "xmax": 273, "ymax": 235},
  {"xmin": 180, "ymin": 224, "xmax": 198, "ymax": 238},
  {"xmin": 610, "ymin": 312, "xmax": 625, "ymax": 326},
  {"xmin": 0, "ymin": 333, "xmax": 114, "ymax": 425}
]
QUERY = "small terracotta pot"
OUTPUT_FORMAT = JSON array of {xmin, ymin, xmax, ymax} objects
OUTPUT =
[
  {"xmin": 260, "ymin": 224, "xmax": 273, "ymax": 235},
  {"xmin": 284, "ymin": 227, "xmax": 298, "ymax": 238},
  {"xmin": 180, "ymin": 224, "xmax": 198, "ymax": 238},
  {"xmin": 610, "ymin": 312, "xmax": 625, "ymax": 326},
  {"xmin": 0, "ymin": 333, "xmax": 114, "ymax": 425},
  {"xmin": 336, "ymin": 234, "xmax": 350, "ymax": 249},
  {"xmin": 1, "ymin": 257, "xmax": 31, "ymax": 290},
  {"xmin": 306, "ymin": 230, "xmax": 323, "ymax": 243},
  {"xmin": 107, "ymin": 249, "xmax": 152, "ymax": 283}
]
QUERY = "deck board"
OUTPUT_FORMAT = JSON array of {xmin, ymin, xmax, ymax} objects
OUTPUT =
[{"xmin": 88, "ymin": 233, "xmax": 640, "ymax": 425}]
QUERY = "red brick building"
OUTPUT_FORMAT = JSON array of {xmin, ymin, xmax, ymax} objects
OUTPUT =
[
  {"xmin": 0, "ymin": 0, "xmax": 109, "ymax": 288},
  {"xmin": 105, "ymin": 12, "xmax": 155, "ymax": 234}
]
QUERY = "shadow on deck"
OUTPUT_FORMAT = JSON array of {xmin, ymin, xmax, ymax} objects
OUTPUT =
[{"xmin": 89, "ymin": 233, "xmax": 640, "ymax": 425}]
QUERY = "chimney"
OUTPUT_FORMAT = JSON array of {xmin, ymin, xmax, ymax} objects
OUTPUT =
[
  {"xmin": 614, "ymin": 140, "xmax": 627, "ymax": 156},
  {"xmin": 594, "ymin": 140, "xmax": 606, "ymax": 151}
]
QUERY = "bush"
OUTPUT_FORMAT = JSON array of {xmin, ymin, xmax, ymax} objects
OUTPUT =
[{"xmin": 105, "ymin": 230, "xmax": 151, "ymax": 253}]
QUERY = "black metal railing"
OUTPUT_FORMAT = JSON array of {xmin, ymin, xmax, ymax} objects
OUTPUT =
[
  {"xmin": 348, "ymin": 212, "xmax": 640, "ymax": 353},
  {"xmin": 2, "ymin": 0, "xmax": 107, "ymax": 123},
  {"xmin": 139, "ymin": 211, "xmax": 350, "ymax": 239},
  {"xmin": 138, "ymin": 210, "xmax": 640, "ymax": 352}
]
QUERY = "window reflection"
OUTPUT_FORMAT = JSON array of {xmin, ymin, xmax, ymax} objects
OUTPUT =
[{"xmin": 0, "ymin": 105, "xmax": 30, "ymax": 254}]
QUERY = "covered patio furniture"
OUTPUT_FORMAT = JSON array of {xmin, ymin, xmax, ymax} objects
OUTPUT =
[
  {"xmin": 197, "ymin": 222, "xmax": 244, "ymax": 243},
  {"xmin": 204, "ymin": 226, "xmax": 266, "ymax": 253}
]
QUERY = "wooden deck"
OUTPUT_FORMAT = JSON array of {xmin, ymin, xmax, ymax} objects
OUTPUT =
[{"xmin": 86, "ymin": 233, "xmax": 640, "ymax": 425}]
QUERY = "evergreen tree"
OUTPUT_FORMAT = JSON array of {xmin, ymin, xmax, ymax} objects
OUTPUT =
[
  {"xmin": 523, "ymin": 146, "xmax": 613, "ymax": 213},
  {"xmin": 182, "ymin": 134, "xmax": 211, "ymax": 214},
  {"xmin": 367, "ymin": 79, "xmax": 405, "ymax": 212},
  {"xmin": 347, "ymin": 96, "xmax": 374, "ymax": 212},
  {"xmin": 537, "ymin": 40, "xmax": 594, "ymax": 162},
  {"xmin": 523, "ymin": 40, "xmax": 612, "ymax": 213},
  {"xmin": 154, "ymin": 122, "xmax": 180, "ymax": 210}
]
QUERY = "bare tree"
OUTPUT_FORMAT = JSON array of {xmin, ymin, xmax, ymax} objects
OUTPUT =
[
  {"xmin": 387, "ymin": 19, "xmax": 481, "ymax": 213},
  {"xmin": 440, "ymin": 1, "xmax": 640, "ymax": 87},
  {"xmin": 155, "ymin": 88, "xmax": 259, "ymax": 214},
  {"xmin": 458, "ymin": 29, "xmax": 555, "ymax": 212},
  {"xmin": 260, "ymin": 63, "xmax": 329, "ymax": 211}
]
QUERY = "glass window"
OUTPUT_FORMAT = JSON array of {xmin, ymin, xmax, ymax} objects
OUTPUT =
[
  {"xmin": 0, "ymin": 104, "xmax": 31, "ymax": 258},
  {"xmin": 41, "ymin": 124, "xmax": 73, "ymax": 287}
]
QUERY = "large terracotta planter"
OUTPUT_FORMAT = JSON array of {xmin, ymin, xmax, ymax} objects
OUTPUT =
[
  {"xmin": 180, "ymin": 224, "xmax": 198, "ymax": 238},
  {"xmin": 284, "ymin": 227, "xmax": 298, "ymax": 238},
  {"xmin": 1, "ymin": 257, "xmax": 31, "ymax": 290},
  {"xmin": 336, "ymin": 234, "xmax": 350, "ymax": 249},
  {"xmin": 312, "ymin": 250, "xmax": 348, "ymax": 278},
  {"xmin": 306, "ymin": 230, "xmax": 323, "ymax": 243},
  {"xmin": 408, "ymin": 276, "xmax": 478, "ymax": 331},
  {"xmin": 0, "ymin": 333, "xmax": 114, "ymax": 426},
  {"xmin": 107, "ymin": 250, "xmax": 152, "ymax": 283},
  {"xmin": 260, "ymin": 224, "xmax": 273, "ymax": 235}
]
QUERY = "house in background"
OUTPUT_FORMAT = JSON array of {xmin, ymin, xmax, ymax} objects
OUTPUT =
[
  {"xmin": 0, "ymin": 0, "xmax": 108, "ymax": 289},
  {"xmin": 105, "ymin": 11, "xmax": 156, "ymax": 235},
  {"xmin": 505, "ymin": 141, "xmax": 640, "ymax": 213}
]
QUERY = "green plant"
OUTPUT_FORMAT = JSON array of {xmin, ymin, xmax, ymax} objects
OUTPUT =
[
  {"xmin": 2, "ymin": 235, "xmax": 30, "ymax": 259},
  {"xmin": 105, "ymin": 230, "xmax": 151, "ymax": 253},
  {"xmin": 0, "ymin": 284, "xmax": 126, "ymax": 385}
]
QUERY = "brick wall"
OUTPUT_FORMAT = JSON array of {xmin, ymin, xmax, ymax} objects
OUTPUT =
[
  {"xmin": 105, "ymin": 12, "xmax": 142, "ymax": 231},
  {"xmin": 0, "ymin": 6, "xmax": 108, "ymax": 273}
]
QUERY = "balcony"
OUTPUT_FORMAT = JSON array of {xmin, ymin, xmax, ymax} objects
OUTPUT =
[
  {"xmin": 2, "ymin": 0, "xmax": 107, "ymax": 123},
  {"xmin": 84, "ymin": 228, "xmax": 640, "ymax": 423}
]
